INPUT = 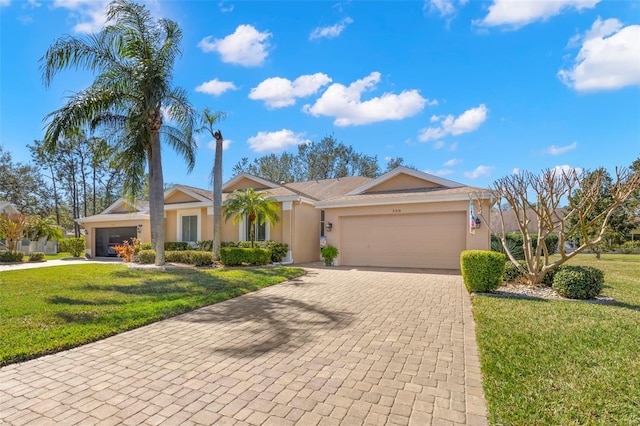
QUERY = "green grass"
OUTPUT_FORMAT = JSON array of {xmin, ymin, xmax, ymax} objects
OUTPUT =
[
  {"xmin": 473, "ymin": 254, "xmax": 640, "ymax": 425},
  {"xmin": 0, "ymin": 264, "xmax": 305, "ymax": 366}
]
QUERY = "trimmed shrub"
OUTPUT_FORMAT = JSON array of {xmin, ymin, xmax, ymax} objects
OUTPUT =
[
  {"xmin": 59, "ymin": 237, "xmax": 85, "ymax": 257},
  {"xmin": 503, "ymin": 261, "xmax": 525, "ymax": 283},
  {"xmin": 139, "ymin": 242, "xmax": 152, "ymax": 251},
  {"xmin": 163, "ymin": 250, "xmax": 214, "ymax": 266},
  {"xmin": 188, "ymin": 251, "xmax": 214, "ymax": 267},
  {"xmin": 138, "ymin": 249, "xmax": 156, "ymax": 264},
  {"xmin": 461, "ymin": 250, "xmax": 506, "ymax": 293},
  {"xmin": 164, "ymin": 242, "xmax": 190, "ymax": 251},
  {"xmin": 0, "ymin": 250, "xmax": 24, "ymax": 263},
  {"xmin": 219, "ymin": 247, "xmax": 270, "ymax": 266},
  {"xmin": 28, "ymin": 252, "xmax": 45, "ymax": 262},
  {"xmin": 221, "ymin": 240, "xmax": 288, "ymax": 263},
  {"xmin": 552, "ymin": 265, "xmax": 604, "ymax": 299}
]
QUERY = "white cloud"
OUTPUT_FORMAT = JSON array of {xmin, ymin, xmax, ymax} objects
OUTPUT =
[
  {"xmin": 310, "ymin": 17, "xmax": 353, "ymax": 40},
  {"xmin": 544, "ymin": 141, "xmax": 578, "ymax": 155},
  {"xmin": 207, "ymin": 139, "xmax": 232, "ymax": 151},
  {"xmin": 0, "ymin": 0, "xmax": 11, "ymax": 7},
  {"xmin": 553, "ymin": 164, "xmax": 583, "ymax": 176},
  {"xmin": 419, "ymin": 104, "xmax": 488, "ymax": 141},
  {"xmin": 198, "ymin": 24, "xmax": 271, "ymax": 67},
  {"xmin": 247, "ymin": 129, "xmax": 311, "ymax": 153},
  {"xmin": 424, "ymin": 168, "xmax": 455, "ymax": 176},
  {"xmin": 303, "ymin": 72, "xmax": 429, "ymax": 126},
  {"xmin": 449, "ymin": 142, "xmax": 458, "ymax": 151},
  {"xmin": 512, "ymin": 168, "xmax": 520, "ymax": 175},
  {"xmin": 478, "ymin": 0, "xmax": 600, "ymax": 29},
  {"xmin": 426, "ymin": 0, "xmax": 455, "ymax": 17},
  {"xmin": 464, "ymin": 165, "xmax": 494, "ymax": 179},
  {"xmin": 249, "ymin": 73, "xmax": 332, "ymax": 108},
  {"xmin": 559, "ymin": 19, "xmax": 640, "ymax": 92},
  {"xmin": 218, "ymin": 1, "xmax": 233, "ymax": 13},
  {"xmin": 195, "ymin": 79, "xmax": 237, "ymax": 96},
  {"xmin": 443, "ymin": 158, "xmax": 462, "ymax": 167},
  {"xmin": 433, "ymin": 141, "xmax": 445, "ymax": 149},
  {"xmin": 53, "ymin": 0, "xmax": 109, "ymax": 33}
]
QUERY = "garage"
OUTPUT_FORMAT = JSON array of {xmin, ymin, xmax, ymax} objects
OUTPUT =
[
  {"xmin": 94, "ymin": 227, "xmax": 137, "ymax": 257},
  {"xmin": 340, "ymin": 212, "xmax": 467, "ymax": 269}
]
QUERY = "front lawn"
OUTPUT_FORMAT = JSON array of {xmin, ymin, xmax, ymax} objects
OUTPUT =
[
  {"xmin": 0, "ymin": 264, "xmax": 305, "ymax": 366},
  {"xmin": 473, "ymin": 254, "xmax": 640, "ymax": 425}
]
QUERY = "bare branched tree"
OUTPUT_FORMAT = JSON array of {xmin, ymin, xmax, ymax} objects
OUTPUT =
[{"xmin": 477, "ymin": 167, "xmax": 640, "ymax": 285}]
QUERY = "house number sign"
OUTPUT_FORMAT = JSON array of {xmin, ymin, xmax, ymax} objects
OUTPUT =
[{"xmin": 392, "ymin": 209, "xmax": 402, "ymax": 213}]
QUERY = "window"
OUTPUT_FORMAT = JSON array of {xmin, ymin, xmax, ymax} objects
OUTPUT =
[
  {"xmin": 243, "ymin": 213, "xmax": 269, "ymax": 241},
  {"xmin": 181, "ymin": 215, "xmax": 198, "ymax": 242}
]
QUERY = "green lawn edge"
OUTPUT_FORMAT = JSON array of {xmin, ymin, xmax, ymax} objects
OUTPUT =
[
  {"xmin": 0, "ymin": 264, "xmax": 306, "ymax": 366},
  {"xmin": 472, "ymin": 254, "xmax": 640, "ymax": 425}
]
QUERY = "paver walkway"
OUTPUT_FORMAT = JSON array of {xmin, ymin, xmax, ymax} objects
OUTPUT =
[{"xmin": 0, "ymin": 266, "xmax": 488, "ymax": 425}]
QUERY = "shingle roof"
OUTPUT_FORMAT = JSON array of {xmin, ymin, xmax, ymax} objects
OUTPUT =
[{"xmin": 284, "ymin": 176, "xmax": 373, "ymax": 201}]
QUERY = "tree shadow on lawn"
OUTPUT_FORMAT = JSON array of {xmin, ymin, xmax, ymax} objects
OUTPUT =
[{"xmin": 180, "ymin": 293, "xmax": 355, "ymax": 358}]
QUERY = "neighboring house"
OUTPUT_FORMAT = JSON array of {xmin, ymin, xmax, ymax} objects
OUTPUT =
[
  {"xmin": 0, "ymin": 201, "xmax": 20, "ymax": 215},
  {"xmin": 78, "ymin": 167, "xmax": 492, "ymax": 269}
]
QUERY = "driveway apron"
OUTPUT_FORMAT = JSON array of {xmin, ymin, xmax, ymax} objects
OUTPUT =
[{"xmin": 0, "ymin": 266, "xmax": 488, "ymax": 425}]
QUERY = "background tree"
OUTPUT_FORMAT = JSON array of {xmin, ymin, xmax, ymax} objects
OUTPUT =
[
  {"xmin": 198, "ymin": 109, "xmax": 226, "ymax": 261},
  {"xmin": 384, "ymin": 157, "xmax": 417, "ymax": 173},
  {"xmin": 40, "ymin": 0, "xmax": 196, "ymax": 265},
  {"xmin": 479, "ymin": 167, "xmax": 640, "ymax": 286},
  {"xmin": 566, "ymin": 168, "xmax": 636, "ymax": 258},
  {"xmin": 223, "ymin": 189, "xmax": 280, "ymax": 247},
  {"xmin": 0, "ymin": 146, "xmax": 53, "ymax": 218},
  {"xmin": 232, "ymin": 134, "xmax": 391, "ymax": 182}
]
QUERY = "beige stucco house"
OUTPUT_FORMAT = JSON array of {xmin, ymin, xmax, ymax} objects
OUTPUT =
[{"xmin": 78, "ymin": 167, "xmax": 492, "ymax": 269}]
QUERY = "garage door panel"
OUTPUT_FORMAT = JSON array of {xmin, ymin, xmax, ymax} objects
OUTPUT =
[{"xmin": 340, "ymin": 213, "xmax": 465, "ymax": 269}]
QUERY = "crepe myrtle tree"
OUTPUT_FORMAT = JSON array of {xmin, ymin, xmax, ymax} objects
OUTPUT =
[
  {"xmin": 40, "ymin": 0, "xmax": 196, "ymax": 265},
  {"xmin": 475, "ymin": 167, "xmax": 640, "ymax": 286}
]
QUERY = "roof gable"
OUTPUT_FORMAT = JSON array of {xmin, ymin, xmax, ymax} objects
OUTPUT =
[
  {"xmin": 164, "ymin": 185, "xmax": 211, "ymax": 204},
  {"xmin": 223, "ymin": 174, "xmax": 279, "ymax": 193},
  {"xmin": 348, "ymin": 166, "xmax": 464, "ymax": 195},
  {"xmin": 103, "ymin": 199, "xmax": 147, "ymax": 214}
]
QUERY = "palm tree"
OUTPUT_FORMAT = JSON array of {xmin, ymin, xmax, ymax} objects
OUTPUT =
[
  {"xmin": 198, "ymin": 109, "xmax": 226, "ymax": 260},
  {"xmin": 40, "ymin": 0, "xmax": 196, "ymax": 265},
  {"xmin": 223, "ymin": 189, "xmax": 280, "ymax": 247}
]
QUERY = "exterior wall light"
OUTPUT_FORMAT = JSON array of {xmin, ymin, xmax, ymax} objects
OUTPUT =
[
  {"xmin": 326, "ymin": 222, "xmax": 333, "ymax": 232},
  {"xmin": 137, "ymin": 224, "xmax": 143, "ymax": 234},
  {"xmin": 475, "ymin": 218, "xmax": 481, "ymax": 229}
]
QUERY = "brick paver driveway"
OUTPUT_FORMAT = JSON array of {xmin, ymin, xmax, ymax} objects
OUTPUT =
[{"xmin": 0, "ymin": 266, "xmax": 487, "ymax": 425}]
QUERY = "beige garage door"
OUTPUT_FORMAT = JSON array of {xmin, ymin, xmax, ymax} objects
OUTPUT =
[{"xmin": 340, "ymin": 212, "xmax": 466, "ymax": 269}]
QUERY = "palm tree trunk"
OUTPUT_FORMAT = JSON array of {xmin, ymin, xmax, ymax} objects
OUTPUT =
[
  {"xmin": 148, "ymin": 130, "xmax": 165, "ymax": 265},
  {"xmin": 212, "ymin": 136, "xmax": 223, "ymax": 261}
]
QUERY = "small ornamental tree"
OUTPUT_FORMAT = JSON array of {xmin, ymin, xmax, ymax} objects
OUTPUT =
[
  {"xmin": 0, "ymin": 213, "xmax": 29, "ymax": 251},
  {"xmin": 477, "ymin": 167, "xmax": 640, "ymax": 286},
  {"xmin": 223, "ymin": 189, "xmax": 280, "ymax": 247}
]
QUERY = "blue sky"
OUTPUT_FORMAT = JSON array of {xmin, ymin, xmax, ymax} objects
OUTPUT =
[{"xmin": 1, "ymin": 0, "xmax": 639, "ymax": 191}]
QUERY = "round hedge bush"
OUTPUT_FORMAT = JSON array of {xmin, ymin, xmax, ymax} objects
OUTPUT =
[
  {"xmin": 461, "ymin": 250, "xmax": 506, "ymax": 293},
  {"xmin": 552, "ymin": 266, "xmax": 604, "ymax": 299}
]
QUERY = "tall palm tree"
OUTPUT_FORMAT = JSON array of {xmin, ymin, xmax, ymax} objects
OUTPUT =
[
  {"xmin": 40, "ymin": 0, "xmax": 196, "ymax": 265},
  {"xmin": 198, "ymin": 109, "xmax": 226, "ymax": 260},
  {"xmin": 223, "ymin": 189, "xmax": 280, "ymax": 247}
]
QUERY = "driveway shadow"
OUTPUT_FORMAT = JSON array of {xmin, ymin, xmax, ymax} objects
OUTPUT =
[{"xmin": 181, "ymin": 293, "xmax": 354, "ymax": 358}]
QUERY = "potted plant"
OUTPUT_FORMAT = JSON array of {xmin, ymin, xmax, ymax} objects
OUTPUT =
[{"xmin": 321, "ymin": 245, "xmax": 339, "ymax": 266}]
